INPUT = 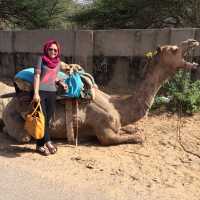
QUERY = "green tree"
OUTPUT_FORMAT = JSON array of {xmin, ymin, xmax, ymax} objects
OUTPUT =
[
  {"xmin": 0, "ymin": 0, "xmax": 76, "ymax": 29},
  {"xmin": 69, "ymin": 0, "xmax": 200, "ymax": 29}
]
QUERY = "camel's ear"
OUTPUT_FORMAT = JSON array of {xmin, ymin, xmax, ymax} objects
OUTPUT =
[{"xmin": 171, "ymin": 46, "xmax": 179, "ymax": 54}]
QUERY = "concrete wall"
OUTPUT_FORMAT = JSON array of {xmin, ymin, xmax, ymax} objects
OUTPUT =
[{"xmin": 0, "ymin": 28, "xmax": 200, "ymax": 91}]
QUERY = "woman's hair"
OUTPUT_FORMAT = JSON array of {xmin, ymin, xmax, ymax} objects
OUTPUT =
[{"xmin": 43, "ymin": 40, "xmax": 61, "ymax": 57}]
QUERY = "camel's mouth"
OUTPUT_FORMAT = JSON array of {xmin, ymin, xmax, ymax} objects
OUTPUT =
[{"xmin": 180, "ymin": 39, "xmax": 199, "ymax": 56}]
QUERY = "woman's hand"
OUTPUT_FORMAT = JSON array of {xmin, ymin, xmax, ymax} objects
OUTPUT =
[
  {"xmin": 33, "ymin": 92, "xmax": 40, "ymax": 102},
  {"xmin": 56, "ymin": 80, "xmax": 68, "ymax": 92},
  {"xmin": 62, "ymin": 83, "xmax": 68, "ymax": 91}
]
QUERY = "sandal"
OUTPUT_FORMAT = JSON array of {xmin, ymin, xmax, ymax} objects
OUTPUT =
[
  {"xmin": 36, "ymin": 145, "xmax": 50, "ymax": 156},
  {"xmin": 45, "ymin": 141, "xmax": 57, "ymax": 154}
]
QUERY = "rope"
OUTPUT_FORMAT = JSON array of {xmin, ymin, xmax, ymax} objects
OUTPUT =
[
  {"xmin": 73, "ymin": 99, "xmax": 79, "ymax": 146},
  {"xmin": 177, "ymin": 103, "xmax": 200, "ymax": 159}
]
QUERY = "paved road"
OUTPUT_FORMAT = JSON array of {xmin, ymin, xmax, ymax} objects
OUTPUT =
[{"xmin": 0, "ymin": 162, "xmax": 108, "ymax": 200}]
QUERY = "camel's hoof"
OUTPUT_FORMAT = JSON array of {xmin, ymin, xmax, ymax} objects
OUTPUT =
[
  {"xmin": 134, "ymin": 132, "xmax": 145, "ymax": 144},
  {"xmin": 121, "ymin": 125, "xmax": 144, "ymax": 134}
]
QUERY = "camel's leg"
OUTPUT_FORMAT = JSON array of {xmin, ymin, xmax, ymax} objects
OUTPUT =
[
  {"xmin": 87, "ymin": 102, "xmax": 144, "ymax": 145},
  {"xmin": 96, "ymin": 128, "xmax": 145, "ymax": 146},
  {"xmin": 3, "ymin": 111, "xmax": 31, "ymax": 143},
  {"xmin": 120, "ymin": 124, "xmax": 144, "ymax": 134}
]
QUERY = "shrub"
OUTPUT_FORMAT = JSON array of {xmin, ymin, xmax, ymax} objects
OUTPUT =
[{"xmin": 152, "ymin": 70, "xmax": 200, "ymax": 114}]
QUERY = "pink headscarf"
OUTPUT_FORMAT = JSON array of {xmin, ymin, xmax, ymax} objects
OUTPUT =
[{"xmin": 42, "ymin": 40, "xmax": 61, "ymax": 69}]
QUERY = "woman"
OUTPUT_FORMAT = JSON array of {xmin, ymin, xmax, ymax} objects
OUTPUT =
[{"xmin": 33, "ymin": 40, "xmax": 61, "ymax": 156}]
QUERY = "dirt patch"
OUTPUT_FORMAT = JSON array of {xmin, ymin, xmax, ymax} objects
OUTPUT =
[{"xmin": 0, "ymin": 113, "xmax": 200, "ymax": 200}]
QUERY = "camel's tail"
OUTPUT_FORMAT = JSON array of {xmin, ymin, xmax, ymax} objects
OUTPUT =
[{"xmin": 0, "ymin": 92, "xmax": 16, "ymax": 98}]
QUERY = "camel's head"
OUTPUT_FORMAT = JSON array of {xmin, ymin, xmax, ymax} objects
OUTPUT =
[
  {"xmin": 180, "ymin": 39, "xmax": 199, "ymax": 56},
  {"xmin": 156, "ymin": 39, "xmax": 199, "ymax": 71}
]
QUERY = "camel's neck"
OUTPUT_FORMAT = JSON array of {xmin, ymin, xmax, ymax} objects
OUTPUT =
[{"xmin": 112, "ymin": 61, "xmax": 175, "ymax": 125}]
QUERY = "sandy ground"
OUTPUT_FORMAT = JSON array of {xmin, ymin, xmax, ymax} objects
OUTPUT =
[{"xmin": 0, "ymin": 112, "xmax": 200, "ymax": 200}]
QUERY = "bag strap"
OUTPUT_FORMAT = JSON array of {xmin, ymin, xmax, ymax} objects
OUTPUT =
[{"xmin": 31, "ymin": 101, "xmax": 41, "ymax": 115}]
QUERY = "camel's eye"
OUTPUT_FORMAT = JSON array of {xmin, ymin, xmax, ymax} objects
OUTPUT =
[{"xmin": 156, "ymin": 46, "xmax": 161, "ymax": 54}]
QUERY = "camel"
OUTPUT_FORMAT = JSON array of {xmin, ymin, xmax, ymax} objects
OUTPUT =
[{"xmin": 1, "ymin": 39, "xmax": 199, "ymax": 145}]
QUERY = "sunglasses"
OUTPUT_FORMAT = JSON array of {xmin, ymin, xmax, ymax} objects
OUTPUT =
[{"xmin": 48, "ymin": 48, "xmax": 58, "ymax": 53}]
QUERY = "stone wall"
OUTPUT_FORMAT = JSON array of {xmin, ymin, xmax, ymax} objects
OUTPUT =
[{"xmin": 0, "ymin": 28, "xmax": 200, "ymax": 92}]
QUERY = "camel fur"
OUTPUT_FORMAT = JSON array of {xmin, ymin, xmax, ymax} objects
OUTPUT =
[{"xmin": 1, "ymin": 39, "xmax": 199, "ymax": 145}]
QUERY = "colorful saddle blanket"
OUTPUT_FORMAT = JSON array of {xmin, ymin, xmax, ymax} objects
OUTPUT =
[{"xmin": 15, "ymin": 68, "xmax": 83, "ymax": 98}]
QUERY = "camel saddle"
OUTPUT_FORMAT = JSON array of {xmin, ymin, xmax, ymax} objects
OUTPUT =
[{"xmin": 57, "ymin": 96, "xmax": 90, "ymax": 145}]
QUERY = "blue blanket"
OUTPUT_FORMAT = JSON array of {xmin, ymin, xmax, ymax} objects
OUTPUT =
[
  {"xmin": 15, "ymin": 68, "xmax": 35, "ymax": 83},
  {"xmin": 15, "ymin": 67, "xmax": 83, "ymax": 98}
]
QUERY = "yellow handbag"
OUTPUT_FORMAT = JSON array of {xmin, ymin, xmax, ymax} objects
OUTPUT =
[{"xmin": 24, "ymin": 101, "xmax": 45, "ymax": 139}]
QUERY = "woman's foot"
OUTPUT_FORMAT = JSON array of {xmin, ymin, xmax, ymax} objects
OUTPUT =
[
  {"xmin": 36, "ymin": 145, "xmax": 50, "ymax": 156},
  {"xmin": 45, "ymin": 141, "xmax": 57, "ymax": 154}
]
